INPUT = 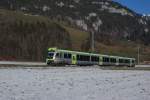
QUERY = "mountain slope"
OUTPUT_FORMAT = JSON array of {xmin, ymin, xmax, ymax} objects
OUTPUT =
[{"xmin": 0, "ymin": 0, "xmax": 149, "ymax": 45}]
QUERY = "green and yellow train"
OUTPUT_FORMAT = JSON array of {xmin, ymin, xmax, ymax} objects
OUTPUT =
[{"xmin": 46, "ymin": 48, "xmax": 135, "ymax": 67}]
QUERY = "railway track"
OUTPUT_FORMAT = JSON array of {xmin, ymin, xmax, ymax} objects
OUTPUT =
[
  {"xmin": 0, "ymin": 61, "xmax": 46, "ymax": 67},
  {"xmin": 0, "ymin": 61, "xmax": 150, "ymax": 70}
]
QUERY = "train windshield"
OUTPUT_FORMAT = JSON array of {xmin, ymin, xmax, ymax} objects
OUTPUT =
[{"xmin": 48, "ymin": 52, "xmax": 54, "ymax": 59}]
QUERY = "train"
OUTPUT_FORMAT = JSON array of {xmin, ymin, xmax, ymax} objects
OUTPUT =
[{"xmin": 46, "ymin": 48, "xmax": 136, "ymax": 67}]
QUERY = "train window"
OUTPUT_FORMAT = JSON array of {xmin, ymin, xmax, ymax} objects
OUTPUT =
[
  {"xmin": 91, "ymin": 56, "xmax": 99, "ymax": 62},
  {"xmin": 80, "ymin": 55, "xmax": 83, "ymax": 61},
  {"xmin": 68, "ymin": 54, "xmax": 71, "ymax": 58},
  {"xmin": 103, "ymin": 57, "xmax": 109, "ymax": 62},
  {"xmin": 83, "ymin": 55, "xmax": 90, "ymax": 61},
  {"xmin": 119, "ymin": 59, "xmax": 130, "ymax": 63},
  {"xmin": 56, "ymin": 53, "xmax": 62, "ymax": 58},
  {"xmin": 77, "ymin": 55, "xmax": 90, "ymax": 61},
  {"xmin": 56, "ymin": 53, "xmax": 59, "ymax": 57},
  {"xmin": 64, "ymin": 53, "xmax": 71, "ymax": 59},
  {"xmin": 114, "ymin": 58, "xmax": 116, "ymax": 62},
  {"xmin": 60, "ymin": 53, "xmax": 62, "ymax": 58},
  {"xmin": 64, "ymin": 53, "xmax": 67, "ymax": 58},
  {"xmin": 132, "ymin": 60, "xmax": 135, "ymax": 63},
  {"xmin": 124, "ymin": 60, "xmax": 126, "ymax": 63},
  {"xmin": 110, "ymin": 58, "xmax": 116, "ymax": 63},
  {"xmin": 86, "ymin": 56, "xmax": 90, "ymax": 61},
  {"xmin": 48, "ymin": 52, "xmax": 54, "ymax": 59},
  {"xmin": 77, "ymin": 55, "xmax": 80, "ymax": 60},
  {"xmin": 125, "ymin": 59, "xmax": 130, "ymax": 63},
  {"xmin": 119, "ymin": 59, "xmax": 124, "ymax": 63}
]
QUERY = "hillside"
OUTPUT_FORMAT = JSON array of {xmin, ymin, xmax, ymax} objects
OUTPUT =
[
  {"xmin": 0, "ymin": 0, "xmax": 150, "ymax": 62},
  {"xmin": 0, "ymin": 9, "xmax": 92, "ymax": 61},
  {"xmin": 0, "ymin": 9, "xmax": 72, "ymax": 61},
  {"xmin": 0, "ymin": 0, "xmax": 150, "ymax": 45},
  {"xmin": 0, "ymin": 9, "xmax": 149, "ymax": 62}
]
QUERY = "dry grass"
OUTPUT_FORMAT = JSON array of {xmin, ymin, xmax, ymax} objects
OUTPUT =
[
  {"xmin": 63, "ymin": 26, "xmax": 88, "ymax": 50},
  {"xmin": 0, "ymin": 9, "xmax": 52, "ymax": 24}
]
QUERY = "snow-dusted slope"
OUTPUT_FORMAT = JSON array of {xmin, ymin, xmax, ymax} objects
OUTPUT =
[{"xmin": 0, "ymin": 67, "xmax": 150, "ymax": 100}]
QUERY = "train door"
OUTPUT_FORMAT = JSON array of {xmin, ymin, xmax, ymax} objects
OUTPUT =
[
  {"xmin": 116, "ymin": 58, "xmax": 119, "ymax": 66},
  {"xmin": 99, "ymin": 56, "xmax": 103, "ymax": 65},
  {"xmin": 72, "ymin": 54, "xmax": 77, "ymax": 65},
  {"xmin": 130, "ymin": 59, "xmax": 132, "ymax": 67}
]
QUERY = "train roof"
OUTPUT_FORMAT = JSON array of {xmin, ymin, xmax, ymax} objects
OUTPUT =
[{"xmin": 48, "ymin": 47, "xmax": 135, "ymax": 60}]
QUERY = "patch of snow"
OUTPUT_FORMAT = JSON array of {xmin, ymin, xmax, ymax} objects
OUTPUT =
[
  {"xmin": 89, "ymin": 13, "xmax": 97, "ymax": 17},
  {"xmin": 24, "ymin": 13, "xmax": 39, "ymax": 17},
  {"xmin": 142, "ymin": 14, "xmax": 150, "ymax": 17},
  {"xmin": 109, "ymin": 7, "xmax": 133, "ymax": 16},
  {"xmin": 86, "ymin": 13, "xmax": 97, "ymax": 20},
  {"xmin": 24, "ymin": 13, "xmax": 30, "ymax": 16},
  {"xmin": 92, "ymin": 1, "xmax": 104, "ymax": 5},
  {"xmin": 56, "ymin": 2, "xmax": 65, "ymax": 7},
  {"xmin": 92, "ymin": 18, "xmax": 103, "ymax": 31},
  {"xmin": 69, "ymin": 5, "xmax": 75, "ymax": 8},
  {"xmin": 76, "ymin": 20, "xmax": 88, "ymax": 31},
  {"xmin": 0, "ymin": 67, "xmax": 150, "ymax": 100},
  {"xmin": 20, "ymin": 7, "xmax": 27, "ymax": 11},
  {"xmin": 73, "ymin": 0, "xmax": 80, "ymax": 3},
  {"xmin": 142, "ymin": 15, "xmax": 150, "ymax": 21},
  {"xmin": 123, "ymin": 32, "xmax": 129, "ymax": 38},
  {"xmin": 42, "ymin": 5, "xmax": 50, "ymax": 12},
  {"xmin": 138, "ymin": 19, "xmax": 147, "ymax": 25},
  {"xmin": 101, "ymin": 5, "xmax": 133, "ymax": 16},
  {"xmin": 105, "ymin": 2, "xmax": 110, "ymax": 6},
  {"xmin": 101, "ymin": 5, "xmax": 109, "ymax": 10},
  {"xmin": 144, "ymin": 28, "xmax": 149, "ymax": 33}
]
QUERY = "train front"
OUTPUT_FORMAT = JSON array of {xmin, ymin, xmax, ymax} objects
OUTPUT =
[{"xmin": 46, "ymin": 48, "xmax": 57, "ymax": 65}]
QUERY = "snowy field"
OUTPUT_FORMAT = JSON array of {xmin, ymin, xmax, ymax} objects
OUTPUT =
[{"xmin": 0, "ymin": 67, "xmax": 150, "ymax": 100}]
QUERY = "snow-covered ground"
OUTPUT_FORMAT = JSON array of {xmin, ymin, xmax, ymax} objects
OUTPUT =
[{"xmin": 0, "ymin": 67, "xmax": 150, "ymax": 100}]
